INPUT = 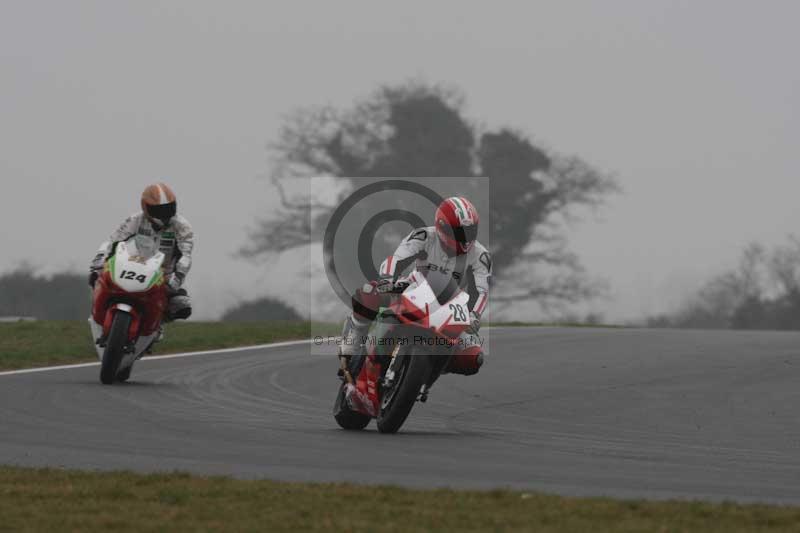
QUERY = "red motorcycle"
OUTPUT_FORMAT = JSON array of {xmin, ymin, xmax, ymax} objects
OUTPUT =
[
  {"xmin": 333, "ymin": 268, "xmax": 483, "ymax": 433},
  {"xmin": 88, "ymin": 236, "xmax": 167, "ymax": 384}
]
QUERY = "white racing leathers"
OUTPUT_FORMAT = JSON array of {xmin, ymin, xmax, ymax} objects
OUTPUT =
[
  {"xmin": 90, "ymin": 213, "xmax": 195, "ymax": 319},
  {"xmin": 341, "ymin": 226, "xmax": 492, "ymax": 359}
]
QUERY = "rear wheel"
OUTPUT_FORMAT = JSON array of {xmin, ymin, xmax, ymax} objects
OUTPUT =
[
  {"xmin": 333, "ymin": 382, "xmax": 371, "ymax": 430},
  {"xmin": 100, "ymin": 313, "xmax": 131, "ymax": 385},
  {"xmin": 376, "ymin": 347, "xmax": 431, "ymax": 434}
]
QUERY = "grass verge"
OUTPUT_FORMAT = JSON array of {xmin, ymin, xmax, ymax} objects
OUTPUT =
[
  {"xmin": 0, "ymin": 320, "xmax": 339, "ymax": 371},
  {"xmin": 0, "ymin": 320, "xmax": 618, "ymax": 372},
  {"xmin": 0, "ymin": 466, "xmax": 798, "ymax": 533}
]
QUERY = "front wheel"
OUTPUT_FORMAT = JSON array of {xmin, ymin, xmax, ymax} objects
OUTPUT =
[
  {"xmin": 376, "ymin": 348, "xmax": 431, "ymax": 434},
  {"xmin": 100, "ymin": 312, "xmax": 132, "ymax": 385}
]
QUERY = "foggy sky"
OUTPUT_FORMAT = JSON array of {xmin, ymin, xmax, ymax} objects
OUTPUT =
[{"xmin": 1, "ymin": 1, "xmax": 798, "ymax": 320}]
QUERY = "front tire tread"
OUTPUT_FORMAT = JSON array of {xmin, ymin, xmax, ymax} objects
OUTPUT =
[{"xmin": 99, "ymin": 313, "xmax": 132, "ymax": 385}]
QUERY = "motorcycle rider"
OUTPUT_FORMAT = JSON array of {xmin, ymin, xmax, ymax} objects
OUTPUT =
[
  {"xmin": 340, "ymin": 196, "xmax": 491, "ymax": 375},
  {"xmin": 88, "ymin": 182, "xmax": 194, "ymax": 322}
]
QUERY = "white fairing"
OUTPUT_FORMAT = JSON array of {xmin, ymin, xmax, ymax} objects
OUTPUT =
[
  {"xmin": 402, "ymin": 273, "xmax": 470, "ymax": 332},
  {"xmin": 111, "ymin": 239, "xmax": 165, "ymax": 293},
  {"xmin": 88, "ymin": 318, "xmax": 104, "ymax": 360}
]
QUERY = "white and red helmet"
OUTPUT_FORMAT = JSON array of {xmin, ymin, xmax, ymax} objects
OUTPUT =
[{"xmin": 435, "ymin": 196, "xmax": 479, "ymax": 256}]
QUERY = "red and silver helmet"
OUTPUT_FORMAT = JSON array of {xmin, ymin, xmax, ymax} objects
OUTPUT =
[{"xmin": 435, "ymin": 196, "xmax": 479, "ymax": 256}]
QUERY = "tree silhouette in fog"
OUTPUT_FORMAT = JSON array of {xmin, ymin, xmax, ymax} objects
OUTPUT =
[
  {"xmin": 0, "ymin": 268, "xmax": 89, "ymax": 319},
  {"xmin": 243, "ymin": 82, "xmax": 617, "ymax": 307},
  {"xmin": 649, "ymin": 239, "xmax": 800, "ymax": 330},
  {"xmin": 221, "ymin": 297, "xmax": 301, "ymax": 321}
]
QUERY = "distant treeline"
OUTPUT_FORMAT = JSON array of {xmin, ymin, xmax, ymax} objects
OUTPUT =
[
  {"xmin": 648, "ymin": 239, "xmax": 800, "ymax": 330},
  {"xmin": 219, "ymin": 297, "xmax": 300, "ymax": 321},
  {"xmin": 0, "ymin": 269, "xmax": 90, "ymax": 320},
  {"xmin": 0, "ymin": 268, "xmax": 299, "ymax": 321}
]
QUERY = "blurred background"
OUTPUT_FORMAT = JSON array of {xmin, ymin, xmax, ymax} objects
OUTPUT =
[{"xmin": 1, "ymin": 1, "xmax": 798, "ymax": 329}]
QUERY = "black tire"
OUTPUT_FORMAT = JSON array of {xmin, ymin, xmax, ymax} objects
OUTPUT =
[
  {"xmin": 376, "ymin": 348, "xmax": 431, "ymax": 434},
  {"xmin": 100, "ymin": 312, "xmax": 131, "ymax": 385},
  {"xmin": 333, "ymin": 382, "xmax": 371, "ymax": 430}
]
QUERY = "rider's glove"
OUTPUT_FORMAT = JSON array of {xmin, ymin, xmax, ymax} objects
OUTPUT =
[
  {"xmin": 166, "ymin": 273, "xmax": 183, "ymax": 293},
  {"xmin": 89, "ymin": 252, "xmax": 105, "ymax": 271},
  {"xmin": 469, "ymin": 311, "xmax": 481, "ymax": 333},
  {"xmin": 374, "ymin": 277, "xmax": 396, "ymax": 294},
  {"xmin": 88, "ymin": 269, "xmax": 99, "ymax": 288}
]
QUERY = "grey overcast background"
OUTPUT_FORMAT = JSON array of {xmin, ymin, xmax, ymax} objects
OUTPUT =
[{"xmin": 1, "ymin": 1, "xmax": 798, "ymax": 320}]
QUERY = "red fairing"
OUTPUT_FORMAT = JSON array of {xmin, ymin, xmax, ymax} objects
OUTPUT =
[
  {"xmin": 92, "ymin": 271, "xmax": 167, "ymax": 339},
  {"xmin": 447, "ymin": 344, "xmax": 483, "ymax": 375},
  {"xmin": 391, "ymin": 297, "xmax": 469, "ymax": 340},
  {"xmin": 438, "ymin": 320, "xmax": 469, "ymax": 339},
  {"xmin": 355, "ymin": 354, "xmax": 382, "ymax": 416},
  {"xmin": 392, "ymin": 296, "xmax": 429, "ymax": 329},
  {"xmin": 100, "ymin": 303, "xmax": 141, "ymax": 341}
]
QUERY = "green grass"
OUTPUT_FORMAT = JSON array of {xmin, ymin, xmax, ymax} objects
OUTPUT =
[
  {"xmin": 0, "ymin": 320, "xmax": 619, "ymax": 372},
  {"xmin": 0, "ymin": 466, "xmax": 798, "ymax": 532},
  {"xmin": 0, "ymin": 320, "xmax": 339, "ymax": 371}
]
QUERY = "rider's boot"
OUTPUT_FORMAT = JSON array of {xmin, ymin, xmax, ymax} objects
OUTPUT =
[
  {"xmin": 145, "ymin": 326, "xmax": 163, "ymax": 355},
  {"xmin": 149, "ymin": 290, "xmax": 190, "ymax": 354},
  {"xmin": 339, "ymin": 315, "xmax": 371, "ymax": 357},
  {"xmin": 337, "ymin": 314, "xmax": 370, "ymax": 377}
]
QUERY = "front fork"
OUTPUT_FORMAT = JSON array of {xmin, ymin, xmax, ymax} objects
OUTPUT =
[
  {"xmin": 382, "ymin": 345, "xmax": 444, "ymax": 404},
  {"xmin": 339, "ymin": 355, "xmax": 355, "ymax": 385},
  {"xmin": 382, "ymin": 344, "xmax": 402, "ymax": 386}
]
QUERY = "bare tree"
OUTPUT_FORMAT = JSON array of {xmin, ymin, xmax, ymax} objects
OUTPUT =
[
  {"xmin": 650, "ymin": 238, "xmax": 800, "ymax": 330},
  {"xmin": 768, "ymin": 236, "xmax": 800, "ymax": 295},
  {"xmin": 242, "ymin": 81, "xmax": 618, "ymax": 307}
]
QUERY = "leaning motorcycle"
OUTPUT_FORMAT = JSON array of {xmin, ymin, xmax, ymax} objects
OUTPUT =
[
  {"xmin": 333, "ymin": 268, "xmax": 483, "ymax": 433},
  {"xmin": 88, "ymin": 235, "xmax": 167, "ymax": 384}
]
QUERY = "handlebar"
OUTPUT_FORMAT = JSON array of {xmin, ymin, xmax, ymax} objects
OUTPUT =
[{"xmin": 389, "ymin": 280, "xmax": 411, "ymax": 293}]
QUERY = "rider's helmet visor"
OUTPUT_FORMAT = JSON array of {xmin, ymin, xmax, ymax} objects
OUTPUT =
[
  {"xmin": 453, "ymin": 224, "xmax": 477, "ymax": 245},
  {"xmin": 146, "ymin": 202, "xmax": 176, "ymax": 225}
]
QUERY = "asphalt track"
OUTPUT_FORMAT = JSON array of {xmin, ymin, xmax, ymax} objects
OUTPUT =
[{"xmin": 2, "ymin": 327, "xmax": 800, "ymax": 504}]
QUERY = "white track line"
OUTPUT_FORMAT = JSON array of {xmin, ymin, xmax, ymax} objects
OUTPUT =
[
  {"xmin": 0, "ymin": 327, "xmax": 509, "ymax": 378},
  {"xmin": 0, "ymin": 339, "xmax": 312, "ymax": 377}
]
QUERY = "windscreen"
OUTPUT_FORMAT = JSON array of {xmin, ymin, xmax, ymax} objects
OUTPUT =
[
  {"xmin": 422, "ymin": 267, "xmax": 461, "ymax": 306},
  {"xmin": 132, "ymin": 234, "xmax": 158, "ymax": 258}
]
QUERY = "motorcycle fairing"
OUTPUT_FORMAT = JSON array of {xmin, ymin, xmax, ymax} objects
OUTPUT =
[
  {"xmin": 394, "ymin": 273, "xmax": 470, "ymax": 336},
  {"xmin": 91, "ymin": 271, "xmax": 167, "ymax": 338},
  {"xmin": 108, "ymin": 241, "xmax": 165, "ymax": 293},
  {"xmin": 89, "ymin": 235, "xmax": 167, "ymax": 366},
  {"xmin": 344, "ymin": 272, "xmax": 475, "ymax": 418},
  {"xmin": 345, "ymin": 351, "xmax": 382, "ymax": 416}
]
